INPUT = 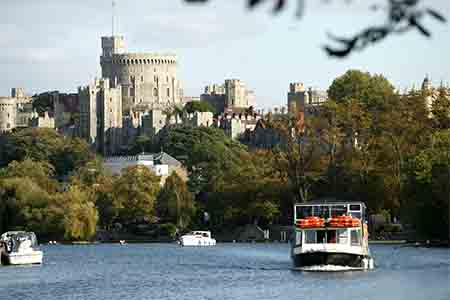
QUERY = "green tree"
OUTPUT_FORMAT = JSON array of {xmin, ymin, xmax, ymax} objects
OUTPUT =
[
  {"xmin": 327, "ymin": 70, "xmax": 394, "ymax": 107},
  {"xmin": 184, "ymin": 101, "xmax": 216, "ymax": 114},
  {"xmin": 0, "ymin": 128, "xmax": 94, "ymax": 177},
  {"xmin": 113, "ymin": 165, "xmax": 161, "ymax": 224},
  {"xmin": 407, "ymin": 130, "xmax": 450, "ymax": 240},
  {"xmin": 431, "ymin": 87, "xmax": 450, "ymax": 129},
  {"xmin": 156, "ymin": 172, "xmax": 195, "ymax": 228},
  {"xmin": 52, "ymin": 186, "xmax": 99, "ymax": 241}
]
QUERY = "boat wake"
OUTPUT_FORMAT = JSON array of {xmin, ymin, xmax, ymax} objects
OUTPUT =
[{"xmin": 294, "ymin": 265, "xmax": 365, "ymax": 272}]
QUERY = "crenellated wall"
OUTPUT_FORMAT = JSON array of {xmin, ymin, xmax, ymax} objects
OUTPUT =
[{"xmin": 100, "ymin": 36, "xmax": 182, "ymax": 114}]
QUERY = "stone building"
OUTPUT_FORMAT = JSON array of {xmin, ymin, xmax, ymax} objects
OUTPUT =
[
  {"xmin": 201, "ymin": 79, "xmax": 256, "ymax": 114},
  {"xmin": 0, "ymin": 97, "xmax": 17, "ymax": 133},
  {"xmin": 78, "ymin": 78, "xmax": 123, "ymax": 155},
  {"xmin": 100, "ymin": 36, "xmax": 183, "ymax": 114},
  {"xmin": 52, "ymin": 92, "xmax": 79, "ymax": 134},
  {"xmin": 0, "ymin": 88, "xmax": 33, "ymax": 133},
  {"xmin": 216, "ymin": 112, "xmax": 260, "ymax": 140},
  {"xmin": 29, "ymin": 111, "xmax": 55, "ymax": 129},
  {"xmin": 103, "ymin": 152, "xmax": 187, "ymax": 185},
  {"xmin": 287, "ymin": 82, "xmax": 327, "ymax": 116},
  {"xmin": 141, "ymin": 109, "xmax": 167, "ymax": 137}
]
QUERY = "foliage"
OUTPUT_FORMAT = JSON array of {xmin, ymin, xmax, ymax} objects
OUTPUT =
[
  {"xmin": 0, "ymin": 128, "xmax": 95, "ymax": 177},
  {"xmin": 157, "ymin": 223, "xmax": 178, "ymax": 239},
  {"xmin": 32, "ymin": 92, "xmax": 53, "ymax": 114},
  {"xmin": 113, "ymin": 165, "xmax": 161, "ymax": 224},
  {"xmin": 327, "ymin": 70, "xmax": 394, "ymax": 106},
  {"xmin": 156, "ymin": 172, "xmax": 195, "ymax": 229},
  {"xmin": 184, "ymin": 101, "xmax": 216, "ymax": 114},
  {"xmin": 431, "ymin": 87, "xmax": 450, "ymax": 129}
]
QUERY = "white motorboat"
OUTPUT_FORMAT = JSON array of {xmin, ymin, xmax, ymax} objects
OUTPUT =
[
  {"xmin": 291, "ymin": 200, "xmax": 374, "ymax": 271},
  {"xmin": 179, "ymin": 231, "xmax": 216, "ymax": 246},
  {"xmin": 0, "ymin": 231, "xmax": 43, "ymax": 265}
]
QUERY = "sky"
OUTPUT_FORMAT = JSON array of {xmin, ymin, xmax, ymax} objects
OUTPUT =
[{"xmin": 1, "ymin": 0, "xmax": 449, "ymax": 108}]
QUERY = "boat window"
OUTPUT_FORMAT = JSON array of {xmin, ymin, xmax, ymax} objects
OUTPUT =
[
  {"xmin": 295, "ymin": 231, "xmax": 302, "ymax": 246},
  {"xmin": 326, "ymin": 230, "xmax": 337, "ymax": 244},
  {"xmin": 305, "ymin": 230, "xmax": 316, "ymax": 244},
  {"xmin": 296, "ymin": 206, "xmax": 313, "ymax": 219},
  {"xmin": 349, "ymin": 204, "xmax": 361, "ymax": 211},
  {"xmin": 317, "ymin": 230, "xmax": 326, "ymax": 243},
  {"xmin": 349, "ymin": 211, "xmax": 362, "ymax": 219},
  {"xmin": 331, "ymin": 205, "xmax": 347, "ymax": 217},
  {"xmin": 351, "ymin": 229, "xmax": 362, "ymax": 246},
  {"xmin": 337, "ymin": 229, "xmax": 348, "ymax": 245},
  {"xmin": 313, "ymin": 205, "xmax": 330, "ymax": 218}
]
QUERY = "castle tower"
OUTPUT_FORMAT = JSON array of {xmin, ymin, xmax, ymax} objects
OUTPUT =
[{"xmin": 78, "ymin": 78, "xmax": 123, "ymax": 155}]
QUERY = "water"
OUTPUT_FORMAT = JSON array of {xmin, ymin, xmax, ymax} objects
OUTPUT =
[{"xmin": 0, "ymin": 243, "xmax": 448, "ymax": 300}]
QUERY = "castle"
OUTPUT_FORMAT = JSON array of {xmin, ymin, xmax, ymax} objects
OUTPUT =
[{"xmin": 99, "ymin": 36, "xmax": 183, "ymax": 113}]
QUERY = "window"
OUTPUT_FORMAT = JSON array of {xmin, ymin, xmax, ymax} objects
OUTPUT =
[
  {"xmin": 295, "ymin": 231, "xmax": 302, "ymax": 246},
  {"xmin": 327, "ymin": 230, "xmax": 337, "ymax": 244},
  {"xmin": 313, "ymin": 205, "xmax": 330, "ymax": 218},
  {"xmin": 337, "ymin": 229, "xmax": 348, "ymax": 245},
  {"xmin": 331, "ymin": 205, "xmax": 347, "ymax": 217},
  {"xmin": 153, "ymin": 88, "xmax": 158, "ymax": 97},
  {"xmin": 296, "ymin": 206, "xmax": 312, "ymax": 219},
  {"xmin": 317, "ymin": 231, "xmax": 326, "ymax": 243},
  {"xmin": 305, "ymin": 230, "xmax": 316, "ymax": 244},
  {"xmin": 351, "ymin": 229, "xmax": 361, "ymax": 246},
  {"xmin": 167, "ymin": 88, "xmax": 170, "ymax": 97}
]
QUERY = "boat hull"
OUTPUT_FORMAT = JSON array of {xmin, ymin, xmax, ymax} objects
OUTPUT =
[
  {"xmin": 2, "ymin": 251, "xmax": 43, "ymax": 265},
  {"xmin": 180, "ymin": 237, "xmax": 216, "ymax": 247},
  {"xmin": 292, "ymin": 251, "xmax": 368, "ymax": 269}
]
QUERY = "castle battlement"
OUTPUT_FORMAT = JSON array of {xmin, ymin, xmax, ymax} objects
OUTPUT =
[{"xmin": 111, "ymin": 53, "xmax": 177, "ymax": 65}]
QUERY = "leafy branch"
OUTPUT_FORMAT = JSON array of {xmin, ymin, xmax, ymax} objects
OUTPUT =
[{"xmin": 183, "ymin": 0, "xmax": 446, "ymax": 57}]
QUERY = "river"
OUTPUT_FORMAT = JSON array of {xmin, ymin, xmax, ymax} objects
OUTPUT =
[{"xmin": 0, "ymin": 243, "xmax": 448, "ymax": 300}]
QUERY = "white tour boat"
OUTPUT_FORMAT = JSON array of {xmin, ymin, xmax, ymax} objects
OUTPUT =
[
  {"xmin": 179, "ymin": 231, "xmax": 216, "ymax": 246},
  {"xmin": 291, "ymin": 200, "xmax": 374, "ymax": 271},
  {"xmin": 0, "ymin": 231, "xmax": 43, "ymax": 265}
]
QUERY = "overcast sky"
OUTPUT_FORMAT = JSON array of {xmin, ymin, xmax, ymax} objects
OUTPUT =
[{"xmin": 1, "ymin": 0, "xmax": 449, "ymax": 108}]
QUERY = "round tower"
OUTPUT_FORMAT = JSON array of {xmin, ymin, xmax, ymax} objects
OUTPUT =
[{"xmin": 100, "ymin": 36, "xmax": 182, "ymax": 113}]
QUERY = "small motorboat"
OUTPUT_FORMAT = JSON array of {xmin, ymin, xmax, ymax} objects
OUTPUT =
[
  {"xmin": 179, "ymin": 231, "xmax": 216, "ymax": 247},
  {"xmin": 119, "ymin": 240, "xmax": 126, "ymax": 245},
  {"xmin": 0, "ymin": 231, "xmax": 43, "ymax": 265}
]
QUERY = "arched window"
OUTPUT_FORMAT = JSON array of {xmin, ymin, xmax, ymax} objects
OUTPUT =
[{"xmin": 153, "ymin": 88, "xmax": 158, "ymax": 97}]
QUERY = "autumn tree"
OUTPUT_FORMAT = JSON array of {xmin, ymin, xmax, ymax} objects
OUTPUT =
[
  {"xmin": 156, "ymin": 172, "xmax": 195, "ymax": 229},
  {"xmin": 113, "ymin": 165, "xmax": 161, "ymax": 224}
]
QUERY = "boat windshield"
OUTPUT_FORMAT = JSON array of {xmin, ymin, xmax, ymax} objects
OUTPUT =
[
  {"xmin": 303, "ymin": 229, "xmax": 351, "ymax": 245},
  {"xmin": 0, "ymin": 231, "xmax": 39, "ymax": 252}
]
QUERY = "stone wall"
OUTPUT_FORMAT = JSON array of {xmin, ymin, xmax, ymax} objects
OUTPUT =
[{"xmin": 100, "ymin": 36, "xmax": 182, "ymax": 114}]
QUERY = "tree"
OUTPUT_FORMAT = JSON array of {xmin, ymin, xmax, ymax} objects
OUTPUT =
[
  {"xmin": 407, "ymin": 130, "xmax": 450, "ymax": 239},
  {"xmin": 51, "ymin": 186, "xmax": 99, "ymax": 241},
  {"xmin": 113, "ymin": 165, "xmax": 161, "ymax": 224},
  {"xmin": 2, "ymin": 158, "xmax": 58, "ymax": 193},
  {"xmin": 431, "ymin": 87, "xmax": 450, "ymax": 129},
  {"xmin": 156, "ymin": 172, "xmax": 195, "ymax": 229},
  {"xmin": 0, "ymin": 128, "xmax": 94, "ymax": 178},
  {"xmin": 327, "ymin": 70, "xmax": 394, "ymax": 106},
  {"xmin": 274, "ymin": 114, "xmax": 323, "ymax": 203},
  {"xmin": 184, "ymin": 101, "xmax": 216, "ymax": 114}
]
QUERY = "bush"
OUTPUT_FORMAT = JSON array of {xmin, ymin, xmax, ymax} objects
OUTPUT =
[{"xmin": 158, "ymin": 223, "xmax": 177, "ymax": 239}]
